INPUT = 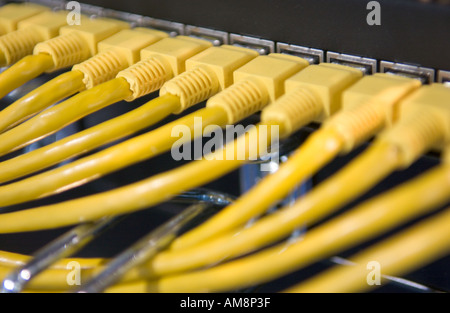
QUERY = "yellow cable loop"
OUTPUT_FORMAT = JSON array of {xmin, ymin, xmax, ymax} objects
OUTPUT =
[
  {"xmin": 286, "ymin": 208, "xmax": 450, "ymax": 293},
  {"xmin": 0, "ymin": 121, "xmax": 278, "ymax": 234},
  {"xmin": 105, "ymin": 163, "xmax": 450, "ymax": 293}
]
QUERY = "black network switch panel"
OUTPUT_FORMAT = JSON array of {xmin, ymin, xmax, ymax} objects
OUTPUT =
[{"xmin": 79, "ymin": 0, "xmax": 450, "ymax": 75}]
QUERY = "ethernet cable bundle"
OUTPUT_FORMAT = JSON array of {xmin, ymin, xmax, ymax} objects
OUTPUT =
[{"xmin": 0, "ymin": 2, "xmax": 449, "ymax": 294}]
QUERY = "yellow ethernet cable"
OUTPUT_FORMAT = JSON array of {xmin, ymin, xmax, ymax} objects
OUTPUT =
[
  {"xmin": 0, "ymin": 35, "xmax": 211, "ymax": 156},
  {"xmin": 2, "ymin": 148, "xmax": 449, "ymax": 294},
  {"xmin": 0, "ymin": 10, "xmax": 69, "ymax": 67},
  {"xmin": 0, "ymin": 15, "xmax": 130, "ymax": 99},
  {"xmin": 0, "ymin": 27, "xmax": 168, "ymax": 134},
  {"xmin": 0, "ymin": 2, "xmax": 48, "ymax": 35},
  {"xmin": 106, "ymin": 159, "xmax": 450, "ymax": 293},
  {"xmin": 286, "ymin": 208, "xmax": 450, "ymax": 293},
  {"xmin": 0, "ymin": 53, "xmax": 308, "ymax": 229},
  {"xmin": 171, "ymin": 72, "xmax": 421, "ymax": 251},
  {"xmin": 2, "ymin": 161, "xmax": 450, "ymax": 293},
  {"xmin": 0, "ymin": 44, "xmax": 258, "ymax": 184},
  {"xmin": 160, "ymin": 83, "xmax": 450, "ymax": 268},
  {"xmin": 0, "ymin": 125, "xmax": 281, "ymax": 292},
  {"xmin": 0, "ymin": 250, "xmax": 104, "ymax": 270},
  {"xmin": 0, "ymin": 88, "xmax": 448, "ymax": 293},
  {"xmin": 0, "ymin": 122, "xmax": 278, "ymax": 234}
]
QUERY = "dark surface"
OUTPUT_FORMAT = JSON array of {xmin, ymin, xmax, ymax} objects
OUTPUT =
[{"xmin": 82, "ymin": 0, "xmax": 450, "ymax": 72}]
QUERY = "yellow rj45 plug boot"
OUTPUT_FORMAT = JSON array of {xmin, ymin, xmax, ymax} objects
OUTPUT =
[
  {"xmin": 0, "ymin": 10, "xmax": 69, "ymax": 67},
  {"xmin": 322, "ymin": 73, "xmax": 421, "ymax": 153},
  {"xmin": 262, "ymin": 63, "xmax": 363, "ymax": 135},
  {"xmin": 73, "ymin": 27, "xmax": 169, "ymax": 89},
  {"xmin": 33, "ymin": 16, "xmax": 130, "ymax": 73},
  {"xmin": 0, "ymin": 15, "xmax": 130, "ymax": 99},
  {"xmin": 116, "ymin": 35, "xmax": 213, "ymax": 101},
  {"xmin": 377, "ymin": 83, "xmax": 450, "ymax": 167},
  {"xmin": 206, "ymin": 53, "xmax": 309, "ymax": 125},
  {"xmin": 159, "ymin": 44, "xmax": 259, "ymax": 113},
  {"xmin": 0, "ymin": 2, "xmax": 48, "ymax": 35},
  {"xmin": 0, "ymin": 27, "xmax": 168, "ymax": 134}
]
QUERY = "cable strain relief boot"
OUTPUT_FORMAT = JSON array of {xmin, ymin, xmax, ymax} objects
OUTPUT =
[
  {"xmin": 116, "ymin": 55, "xmax": 173, "ymax": 101},
  {"xmin": 206, "ymin": 77, "xmax": 270, "ymax": 125},
  {"xmin": 33, "ymin": 32, "xmax": 91, "ymax": 72},
  {"xmin": 72, "ymin": 49, "xmax": 129, "ymax": 89},
  {"xmin": 378, "ymin": 110, "xmax": 446, "ymax": 168},
  {"xmin": 261, "ymin": 86, "xmax": 323, "ymax": 137},
  {"xmin": 0, "ymin": 3, "xmax": 48, "ymax": 35},
  {"xmin": 0, "ymin": 27, "xmax": 44, "ymax": 66},
  {"xmin": 160, "ymin": 65, "xmax": 220, "ymax": 114},
  {"xmin": 324, "ymin": 97, "xmax": 387, "ymax": 153}
]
